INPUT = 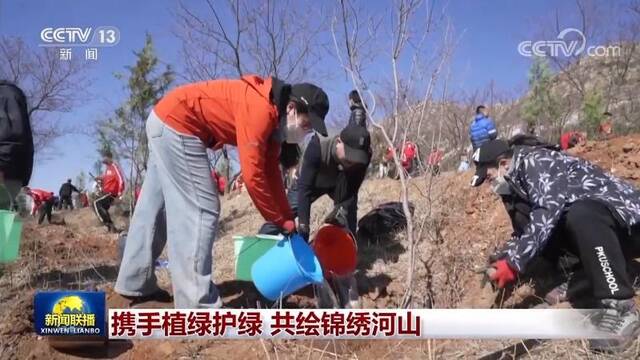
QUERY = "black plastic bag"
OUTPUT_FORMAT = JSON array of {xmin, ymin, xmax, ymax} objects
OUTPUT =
[{"xmin": 357, "ymin": 201, "xmax": 414, "ymax": 243}]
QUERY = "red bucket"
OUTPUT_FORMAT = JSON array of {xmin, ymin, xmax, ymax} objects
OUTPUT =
[{"xmin": 311, "ymin": 224, "xmax": 357, "ymax": 277}]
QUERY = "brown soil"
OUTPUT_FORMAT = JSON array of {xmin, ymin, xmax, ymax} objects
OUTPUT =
[{"xmin": 1, "ymin": 134, "xmax": 640, "ymax": 359}]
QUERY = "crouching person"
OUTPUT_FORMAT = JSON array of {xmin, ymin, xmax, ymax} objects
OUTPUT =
[
  {"xmin": 260, "ymin": 124, "xmax": 372, "ymax": 308},
  {"xmin": 23, "ymin": 187, "xmax": 54, "ymax": 225},
  {"xmin": 471, "ymin": 139, "xmax": 640, "ymax": 353}
]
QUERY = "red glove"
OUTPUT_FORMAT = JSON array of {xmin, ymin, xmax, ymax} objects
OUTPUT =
[
  {"xmin": 489, "ymin": 259, "xmax": 517, "ymax": 288},
  {"xmin": 281, "ymin": 220, "xmax": 296, "ymax": 235}
]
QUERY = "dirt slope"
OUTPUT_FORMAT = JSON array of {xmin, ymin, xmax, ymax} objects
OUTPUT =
[{"xmin": 1, "ymin": 134, "xmax": 639, "ymax": 359}]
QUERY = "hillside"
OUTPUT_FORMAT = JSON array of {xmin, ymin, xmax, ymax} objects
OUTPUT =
[
  {"xmin": 379, "ymin": 49, "xmax": 640, "ymax": 171},
  {"xmin": 0, "ymin": 134, "xmax": 639, "ymax": 359}
]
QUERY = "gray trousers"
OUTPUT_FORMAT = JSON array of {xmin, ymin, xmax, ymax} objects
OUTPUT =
[{"xmin": 115, "ymin": 111, "xmax": 221, "ymax": 308}]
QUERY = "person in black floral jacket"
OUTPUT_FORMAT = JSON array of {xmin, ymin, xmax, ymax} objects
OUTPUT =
[{"xmin": 471, "ymin": 139, "xmax": 640, "ymax": 353}]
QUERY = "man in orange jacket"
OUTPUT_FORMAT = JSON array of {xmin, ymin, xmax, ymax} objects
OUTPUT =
[
  {"xmin": 115, "ymin": 75, "xmax": 329, "ymax": 308},
  {"xmin": 93, "ymin": 150, "xmax": 125, "ymax": 233},
  {"xmin": 24, "ymin": 187, "xmax": 55, "ymax": 225}
]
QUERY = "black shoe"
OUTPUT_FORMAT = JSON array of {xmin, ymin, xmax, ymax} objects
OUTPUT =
[
  {"xmin": 544, "ymin": 280, "xmax": 569, "ymax": 305},
  {"xmin": 589, "ymin": 298, "xmax": 640, "ymax": 353},
  {"xmin": 121, "ymin": 289, "xmax": 174, "ymax": 308},
  {"xmin": 544, "ymin": 271, "xmax": 593, "ymax": 306}
]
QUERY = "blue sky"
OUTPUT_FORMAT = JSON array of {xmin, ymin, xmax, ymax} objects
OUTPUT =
[{"xmin": 0, "ymin": 0, "xmax": 627, "ymax": 191}]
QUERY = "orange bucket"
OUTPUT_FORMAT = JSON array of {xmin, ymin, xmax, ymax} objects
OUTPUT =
[{"xmin": 311, "ymin": 224, "xmax": 357, "ymax": 277}]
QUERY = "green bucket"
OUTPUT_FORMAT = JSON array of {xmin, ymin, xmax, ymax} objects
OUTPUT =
[
  {"xmin": 0, "ymin": 209, "xmax": 23, "ymax": 263},
  {"xmin": 233, "ymin": 234, "xmax": 282, "ymax": 281}
]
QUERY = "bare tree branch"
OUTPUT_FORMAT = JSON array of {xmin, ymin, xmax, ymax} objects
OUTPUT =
[
  {"xmin": 175, "ymin": 0, "xmax": 327, "ymax": 83},
  {"xmin": 332, "ymin": 0, "xmax": 456, "ymax": 307},
  {"xmin": 0, "ymin": 36, "xmax": 91, "ymax": 154}
]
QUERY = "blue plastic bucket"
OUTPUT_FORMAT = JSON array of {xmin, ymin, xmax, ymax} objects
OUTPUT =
[{"xmin": 251, "ymin": 234, "xmax": 324, "ymax": 301}]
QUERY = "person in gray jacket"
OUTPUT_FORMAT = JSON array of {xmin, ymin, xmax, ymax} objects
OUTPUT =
[{"xmin": 259, "ymin": 124, "xmax": 371, "ymax": 308}]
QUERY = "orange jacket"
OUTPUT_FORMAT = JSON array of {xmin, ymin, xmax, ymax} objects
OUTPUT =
[
  {"xmin": 401, "ymin": 142, "xmax": 417, "ymax": 169},
  {"xmin": 154, "ymin": 75, "xmax": 292, "ymax": 226},
  {"xmin": 29, "ymin": 188, "xmax": 53, "ymax": 202},
  {"xmin": 80, "ymin": 192, "xmax": 89, "ymax": 207},
  {"xmin": 99, "ymin": 162, "xmax": 125, "ymax": 197},
  {"xmin": 27, "ymin": 188, "xmax": 53, "ymax": 211}
]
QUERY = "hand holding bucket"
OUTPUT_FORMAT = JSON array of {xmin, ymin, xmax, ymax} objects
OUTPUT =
[{"xmin": 251, "ymin": 234, "xmax": 324, "ymax": 301}]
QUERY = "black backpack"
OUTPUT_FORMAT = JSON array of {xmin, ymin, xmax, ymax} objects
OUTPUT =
[
  {"xmin": 507, "ymin": 134, "xmax": 560, "ymax": 151},
  {"xmin": 357, "ymin": 201, "xmax": 415, "ymax": 243},
  {"xmin": 0, "ymin": 81, "xmax": 34, "ymax": 185}
]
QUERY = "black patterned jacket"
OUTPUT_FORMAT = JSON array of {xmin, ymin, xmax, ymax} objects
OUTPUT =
[{"xmin": 496, "ymin": 147, "xmax": 640, "ymax": 272}]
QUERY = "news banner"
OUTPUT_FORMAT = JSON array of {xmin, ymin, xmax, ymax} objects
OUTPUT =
[
  {"xmin": 35, "ymin": 292, "xmax": 615, "ymax": 340},
  {"xmin": 108, "ymin": 308, "xmax": 616, "ymax": 339}
]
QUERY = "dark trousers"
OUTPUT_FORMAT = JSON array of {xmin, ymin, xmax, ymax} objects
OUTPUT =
[
  {"xmin": 258, "ymin": 182, "xmax": 358, "ymax": 236},
  {"xmin": 93, "ymin": 194, "xmax": 115, "ymax": 227},
  {"xmin": 547, "ymin": 200, "xmax": 640, "ymax": 300},
  {"xmin": 38, "ymin": 200, "xmax": 54, "ymax": 225},
  {"xmin": 60, "ymin": 195, "xmax": 73, "ymax": 210}
]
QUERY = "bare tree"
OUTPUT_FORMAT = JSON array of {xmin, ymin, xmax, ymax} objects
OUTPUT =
[
  {"xmin": 332, "ymin": 0, "xmax": 456, "ymax": 307},
  {"xmin": 0, "ymin": 36, "xmax": 91, "ymax": 153},
  {"xmin": 544, "ymin": 0, "xmax": 603, "ymax": 98},
  {"xmin": 596, "ymin": 2, "xmax": 640, "ymax": 133},
  {"xmin": 521, "ymin": 0, "xmax": 640, "ymax": 136},
  {"xmin": 175, "ymin": 0, "xmax": 327, "ymax": 83},
  {"xmin": 440, "ymin": 90, "xmax": 480, "ymax": 160},
  {"xmin": 97, "ymin": 34, "xmax": 174, "ymax": 215},
  {"xmin": 515, "ymin": 1, "xmax": 605, "ymax": 140},
  {"xmin": 174, "ymin": 0, "xmax": 333, "ymax": 184}
]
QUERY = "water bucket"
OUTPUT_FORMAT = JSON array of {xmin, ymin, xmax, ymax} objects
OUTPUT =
[
  {"xmin": 234, "ymin": 234, "xmax": 282, "ymax": 281},
  {"xmin": 0, "ymin": 210, "xmax": 23, "ymax": 263},
  {"xmin": 312, "ymin": 224, "xmax": 357, "ymax": 277},
  {"xmin": 251, "ymin": 234, "xmax": 324, "ymax": 301}
]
